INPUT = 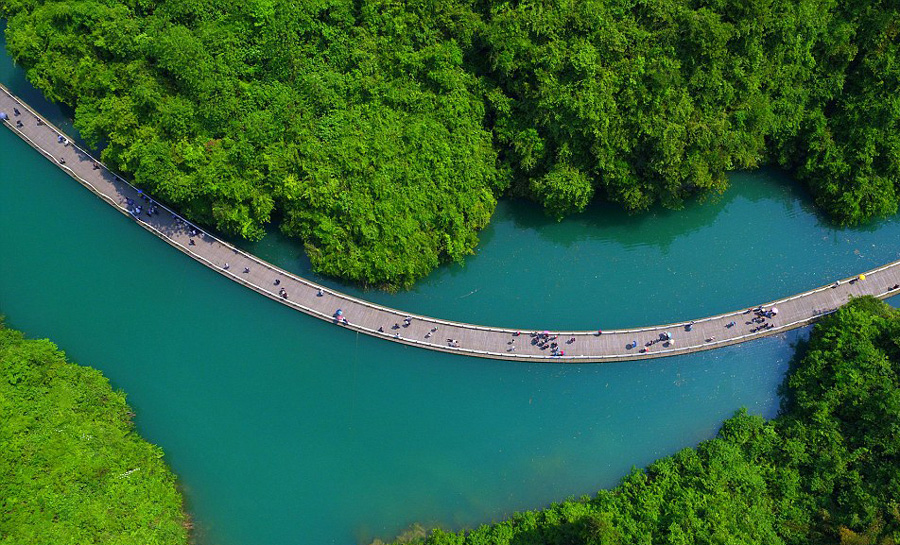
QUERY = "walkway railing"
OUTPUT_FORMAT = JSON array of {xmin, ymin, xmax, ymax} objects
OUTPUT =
[{"xmin": 3, "ymin": 81, "xmax": 899, "ymax": 363}]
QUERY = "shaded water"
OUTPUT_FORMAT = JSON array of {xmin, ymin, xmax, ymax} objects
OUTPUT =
[
  {"xmin": 241, "ymin": 173, "xmax": 900, "ymax": 330},
  {"xmin": 2, "ymin": 25, "xmax": 899, "ymax": 545}
]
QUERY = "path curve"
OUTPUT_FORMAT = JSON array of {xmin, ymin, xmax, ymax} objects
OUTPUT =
[{"xmin": 3, "ymin": 83, "xmax": 900, "ymax": 363}]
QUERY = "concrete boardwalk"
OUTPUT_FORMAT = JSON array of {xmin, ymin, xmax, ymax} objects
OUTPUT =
[{"xmin": 3, "ymin": 83, "xmax": 900, "ymax": 363}]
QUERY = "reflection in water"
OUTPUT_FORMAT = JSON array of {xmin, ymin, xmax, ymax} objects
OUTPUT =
[
  {"xmin": 502, "ymin": 167, "xmax": 846, "ymax": 249},
  {"xmin": 505, "ymin": 188, "xmax": 735, "ymax": 250}
]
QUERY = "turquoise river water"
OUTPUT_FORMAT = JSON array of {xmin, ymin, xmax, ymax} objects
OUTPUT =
[{"xmin": 1, "ymin": 26, "xmax": 899, "ymax": 545}]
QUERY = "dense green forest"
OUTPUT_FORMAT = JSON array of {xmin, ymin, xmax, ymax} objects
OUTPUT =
[
  {"xmin": 1, "ymin": 0, "xmax": 898, "ymax": 287},
  {"xmin": 0, "ymin": 321, "xmax": 190, "ymax": 544},
  {"xmin": 392, "ymin": 296, "xmax": 900, "ymax": 545}
]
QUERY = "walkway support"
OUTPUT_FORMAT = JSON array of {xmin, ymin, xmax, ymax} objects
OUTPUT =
[{"xmin": 2, "ymin": 83, "xmax": 899, "ymax": 363}]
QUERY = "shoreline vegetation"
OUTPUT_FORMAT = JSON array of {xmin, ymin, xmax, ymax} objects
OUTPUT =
[
  {"xmin": 388, "ymin": 296, "xmax": 900, "ymax": 545},
  {"xmin": 2, "ymin": 0, "xmax": 899, "ymax": 289},
  {"xmin": 0, "ymin": 303, "xmax": 896, "ymax": 545},
  {"xmin": 0, "ymin": 319, "xmax": 191, "ymax": 545}
]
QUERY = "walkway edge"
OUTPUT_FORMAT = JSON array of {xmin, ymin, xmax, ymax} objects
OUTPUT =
[{"xmin": 3, "ymin": 81, "xmax": 899, "ymax": 363}]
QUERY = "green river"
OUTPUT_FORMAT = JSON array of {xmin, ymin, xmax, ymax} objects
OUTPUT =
[{"xmin": 1, "ymin": 27, "xmax": 899, "ymax": 545}]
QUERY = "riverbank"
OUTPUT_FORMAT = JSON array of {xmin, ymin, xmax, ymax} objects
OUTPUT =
[
  {"xmin": 3, "ymin": 83, "xmax": 900, "ymax": 363},
  {"xmin": 0, "ymin": 321, "xmax": 190, "ymax": 544},
  {"xmin": 396, "ymin": 297, "xmax": 900, "ymax": 544}
]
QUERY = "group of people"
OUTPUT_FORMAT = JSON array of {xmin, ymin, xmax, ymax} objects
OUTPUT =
[
  {"xmin": 1, "ymin": 107, "xmax": 25, "ymax": 129},
  {"xmin": 642, "ymin": 331, "xmax": 673, "ymax": 350},
  {"xmin": 526, "ymin": 332, "xmax": 565, "ymax": 356},
  {"xmin": 127, "ymin": 191, "xmax": 160, "ymax": 219},
  {"xmin": 54, "ymin": 132, "xmax": 69, "ymax": 165},
  {"xmin": 369, "ymin": 313, "xmax": 453, "ymax": 345},
  {"xmin": 181, "ymin": 222, "xmax": 201, "ymax": 245},
  {"xmin": 744, "ymin": 307, "xmax": 776, "ymax": 333},
  {"xmin": 125, "ymin": 197, "xmax": 143, "ymax": 217},
  {"xmin": 125, "ymin": 194, "xmax": 159, "ymax": 218},
  {"xmin": 636, "ymin": 331, "xmax": 673, "ymax": 353},
  {"xmin": 12, "ymin": 107, "xmax": 23, "ymax": 129},
  {"xmin": 391, "ymin": 317, "xmax": 413, "ymax": 330},
  {"xmin": 376, "ymin": 318, "xmax": 440, "ymax": 341},
  {"xmin": 750, "ymin": 322, "xmax": 774, "ymax": 333}
]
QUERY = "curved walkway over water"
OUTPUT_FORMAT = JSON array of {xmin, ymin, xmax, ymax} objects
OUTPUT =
[{"xmin": 3, "ymin": 84, "xmax": 900, "ymax": 363}]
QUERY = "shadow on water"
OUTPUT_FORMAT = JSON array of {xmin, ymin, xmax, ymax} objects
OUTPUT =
[
  {"xmin": 503, "ymin": 166, "xmax": 896, "ymax": 246},
  {"xmin": 521, "ymin": 168, "xmax": 820, "ymax": 245},
  {"xmin": 501, "ymin": 191, "xmax": 738, "ymax": 251},
  {"xmin": 243, "ymin": 178, "xmax": 741, "ymax": 283},
  {"xmin": 238, "ymin": 166, "xmax": 876, "ymax": 286},
  {"xmin": 728, "ymin": 167, "xmax": 897, "ymax": 234}
]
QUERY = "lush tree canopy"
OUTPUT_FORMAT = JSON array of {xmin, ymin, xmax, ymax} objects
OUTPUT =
[
  {"xmin": 0, "ymin": 322, "xmax": 190, "ymax": 544},
  {"xmin": 2, "ymin": 0, "xmax": 898, "ymax": 287},
  {"xmin": 477, "ymin": 0, "xmax": 900, "ymax": 221},
  {"xmin": 396, "ymin": 296, "xmax": 900, "ymax": 545},
  {"xmin": 1, "ymin": 0, "xmax": 504, "ymax": 288}
]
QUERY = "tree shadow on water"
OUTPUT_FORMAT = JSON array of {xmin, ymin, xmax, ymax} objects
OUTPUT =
[
  {"xmin": 732, "ymin": 166, "xmax": 899, "ymax": 234},
  {"xmin": 500, "ymin": 187, "xmax": 738, "ymax": 253},
  {"xmin": 499, "ymin": 166, "xmax": 895, "ymax": 254}
]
